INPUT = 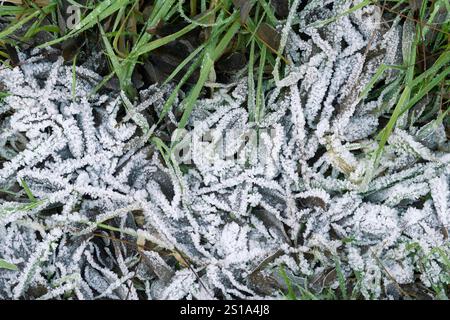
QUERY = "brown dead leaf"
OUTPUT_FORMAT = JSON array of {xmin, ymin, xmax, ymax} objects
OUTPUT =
[{"xmin": 256, "ymin": 22, "xmax": 281, "ymax": 51}]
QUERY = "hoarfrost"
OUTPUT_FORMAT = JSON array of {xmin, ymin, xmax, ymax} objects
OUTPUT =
[{"xmin": 0, "ymin": 1, "xmax": 448, "ymax": 300}]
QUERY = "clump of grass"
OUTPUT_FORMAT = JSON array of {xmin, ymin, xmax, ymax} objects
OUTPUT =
[
  {"xmin": 361, "ymin": 0, "xmax": 450, "ymax": 181},
  {"xmin": 278, "ymin": 261, "xmax": 362, "ymax": 300},
  {"xmin": 0, "ymin": 0, "xmax": 288, "ymax": 129}
]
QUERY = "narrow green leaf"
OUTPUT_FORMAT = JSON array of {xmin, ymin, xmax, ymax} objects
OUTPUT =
[
  {"xmin": 0, "ymin": 259, "xmax": 18, "ymax": 271},
  {"xmin": 178, "ymin": 51, "xmax": 215, "ymax": 129},
  {"xmin": 38, "ymin": 0, "xmax": 130, "ymax": 48},
  {"xmin": 0, "ymin": 9, "xmax": 41, "ymax": 40}
]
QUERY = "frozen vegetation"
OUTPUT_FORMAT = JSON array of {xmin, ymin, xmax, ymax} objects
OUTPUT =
[{"xmin": 0, "ymin": 0, "xmax": 449, "ymax": 299}]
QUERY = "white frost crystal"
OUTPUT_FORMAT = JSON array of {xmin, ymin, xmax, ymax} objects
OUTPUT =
[{"xmin": 1, "ymin": 1, "xmax": 449, "ymax": 300}]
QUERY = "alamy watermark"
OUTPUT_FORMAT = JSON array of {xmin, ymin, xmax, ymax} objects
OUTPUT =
[
  {"xmin": 169, "ymin": 123, "xmax": 280, "ymax": 166},
  {"xmin": 66, "ymin": 5, "xmax": 81, "ymax": 30}
]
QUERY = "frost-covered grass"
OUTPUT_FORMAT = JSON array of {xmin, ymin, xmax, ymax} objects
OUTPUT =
[
  {"xmin": 0, "ymin": 0, "xmax": 449, "ymax": 300},
  {"xmin": 0, "ymin": 0, "xmax": 285, "ymax": 124}
]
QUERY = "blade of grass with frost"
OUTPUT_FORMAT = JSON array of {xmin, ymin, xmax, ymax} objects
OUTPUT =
[
  {"xmin": 0, "ymin": 91, "xmax": 9, "ymax": 101},
  {"xmin": 151, "ymin": 136, "xmax": 173, "ymax": 169},
  {"xmin": 428, "ymin": 247, "xmax": 450, "ymax": 272},
  {"xmin": 256, "ymin": 45, "xmax": 266, "ymax": 122},
  {"xmin": 120, "ymin": 91, "xmax": 150, "ymax": 134},
  {"xmin": 24, "ymin": 24, "xmax": 60, "ymax": 39},
  {"xmin": 165, "ymin": 16, "xmax": 233, "ymax": 126},
  {"xmin": 20, "ymin": 0, "xmax": 59, "ymax": 39},
  {"xmin": 111, "ymin": 6, "xmax": 128, "ymax": 57},
  {"xmin": 151, "ymin": 137, "xmax": 185, "ymax": 193},
  {"xmin": 273, "ymin": 0, "xmax": 300, "ymax": 83},
  {"xmin": 38, "ymin": 0, "xmax": 131, "ymax": 48},
  {"xmin": 410, "ymin": 48, "xmax": 450, "ymax": 87},
  {"xmin": 131, "ymin": 8, "xmax": 218, "ymax": 58},
  {"xmin": 248, "ymin": 39, "xmax": 256, "ymax": 122},
  {"xmin": 297, "ymin": 285, "xmax": 319, "ymax": 300},
  {"xmin": 373, "ymin": 86, "xmax": 411, "ymax": 167},
  {"xmin": 102, "ymin": 0, "xmax": 185, "ymax": 96},
  {"xmin": 149, "ymin": 0, "xmax": 177, "ymax": 23},
  {"xmin": 23, "ymin": 16, "xmax": 45, "ymax": 39},
  {"xmin": 350, "ymin": 271, "xmax": 363, "ymax": 299},
  {"xmin": 244, "ymin": 4, "xmax": 277, "ymax": 69},
  {"xmin": 0, "ymin": 259, "xmax": 18, "ymax": 271},
  {"xmin": 245, "ymin": 16, "xmax": 288, "ymax": 64},
  {"xmin": 308, "ymin": 0, "xmax": 372, "ymax": 28},
  {"xmin": 375, "ymin": 42, "xmax": 450, "ymax": 142},
  {"xmin": 112, "ymin": 1, "xmax": 141, "ymax": 58},
  {"xmin": 245, "ymin": 7, "xmax": 264, "ymax": 47},
  {"xmin": 421, "ymin": 0, "xmax": 444, "ymax": 38},
  {"xmin": 1, "ymin": 200, "xmax": 46, "ymax": 217}
]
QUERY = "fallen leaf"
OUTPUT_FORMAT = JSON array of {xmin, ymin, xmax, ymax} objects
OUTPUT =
[{"xmin": 256, "ymin": 22, "xmax": 281, "ymax": 51}]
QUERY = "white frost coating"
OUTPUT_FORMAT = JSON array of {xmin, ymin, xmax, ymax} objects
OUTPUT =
[{"xmin": 1, "ymin": 1, "xmax": 449, "ymax": 300}]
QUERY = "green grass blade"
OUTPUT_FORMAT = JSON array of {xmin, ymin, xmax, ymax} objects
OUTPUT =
[
  {"xmin": 309, "ymin": 0, "xmax": 372, "ymax": 28},
  {"xmin": 132, "ymin": 22, "xmax": 200, "ymax": 57},
  {"xmin": 20, "ymin": 178, "xmax": 36, "ymax": 203},
  {"xmin": 401, "ymin": 67, "xmax": 450, "ymax": 115},
  {"xmin": 374, "ymin": 85, "xmax": 411, "ymax": 165},
  {"xmin": 0, "ymin": 259, "xmax": 18, "ymax": 271},
  {"xmin": 0, "ymin": 6, "xmax": 35, "ymax": 17},
  {"xmin": 177, "ymin": 18, "xmax": 241, "ymax": 130},
  {"xmin": 335, "ymin": 258, "xmax": 348, "ymax": 300},
  {"xmin": 0, "ymin": 9, "xmax": 41, "ymax": 40},
  {"xmin": 256, "ymin": 45, "xmax": 266, "ymax": 122},
  {"xmin": 159, "ymin": 53, "xmax": 204, "ymax": 123},
  {"xmin": 163, "ymin": 42, "xmax": 206, "ymax": 85},
  {"xmin": 279, "ymin": 266, "xmax": 297, "ymax": 300},
  {"xmin": 258, "ymin": 0, "xmax": 278, "ymax": 25},
  {"xmin": 38, "ymin": 0, "xmax": 131, "ymax": 48},
  {"xmin": 178, "ymin": 51, "xmax": 215, "ymax": 130},
  {"xmin": 248, "ymin": 39, "xmax": 256, "ymax": 122}
]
